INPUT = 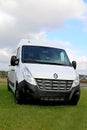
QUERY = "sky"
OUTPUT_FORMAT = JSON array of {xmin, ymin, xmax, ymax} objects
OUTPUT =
[{"xmin": 0, "ymin": 0, "xmax": 87, "ymax": 75}]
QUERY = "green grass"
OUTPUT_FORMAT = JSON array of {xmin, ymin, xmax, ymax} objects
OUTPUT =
[{"xmin": 0, "ymin": 80, "xmax": 87, "ymax": 130}]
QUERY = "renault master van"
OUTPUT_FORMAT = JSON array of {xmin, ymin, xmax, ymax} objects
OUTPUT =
[{"xmin": 7, "ymin": 39, "xmax": 80, "ymax": 105}]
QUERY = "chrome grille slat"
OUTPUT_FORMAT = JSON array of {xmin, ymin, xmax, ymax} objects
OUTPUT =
[{"xmin": 36, "ymin": 78, "xmax": 73, "ymax": 90}]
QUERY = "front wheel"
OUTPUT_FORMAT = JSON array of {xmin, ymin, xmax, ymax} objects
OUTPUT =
[
  {"xmin": 70, "ymin": 99, "xmax": 78, "ymax": 105},
  {"xmin": 14, "ymin": 88, "xmax": 22, "ymax": 104},
  {"xmin": 70, "ymin": 92, "xmax": 80, "ymax": 106}
]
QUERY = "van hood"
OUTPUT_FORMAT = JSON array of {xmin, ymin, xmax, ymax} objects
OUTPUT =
[{"xmin": 23, "ymin": 63, "xmax": 77, "ymax": 80}]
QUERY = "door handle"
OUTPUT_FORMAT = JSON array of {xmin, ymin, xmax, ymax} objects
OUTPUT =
[{"xmin": 12, "ymin": 69, "xmax": 15, "ymax": 71}]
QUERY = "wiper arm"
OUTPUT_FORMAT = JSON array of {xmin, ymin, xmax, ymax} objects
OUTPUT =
[{"xmin": 23, "ymin": 59, "xmax": 70, "ymax": 66}]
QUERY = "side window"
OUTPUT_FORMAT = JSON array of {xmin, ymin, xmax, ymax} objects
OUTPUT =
[
  {"xmin": 17, "ymin": 47, "xmax": 20, "ymax": 59},
  {"xmin": 60, "ymin": 51, "xmax": 69, "ymax": 64},
  {"xmin": 60, "ymin": 52, "xmax": 65, "ymax": 62}
]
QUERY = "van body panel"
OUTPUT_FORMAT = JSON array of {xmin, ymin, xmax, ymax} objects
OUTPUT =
[{"xmin": 22, "ymin": 63, "xmax": 76, "ymax": 80}]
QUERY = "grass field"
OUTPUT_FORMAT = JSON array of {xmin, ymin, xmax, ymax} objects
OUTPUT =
[{"xmin": 0, "ymin": 79, "xmax": 87, "ymax": 130}]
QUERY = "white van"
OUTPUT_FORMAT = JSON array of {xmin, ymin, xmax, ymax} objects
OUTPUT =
[{"xmin": 7, "ymin": 39, "xmax": 80, "ymax": 105}]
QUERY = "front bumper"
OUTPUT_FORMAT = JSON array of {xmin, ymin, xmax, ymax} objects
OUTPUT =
[{"xmin": 18, "ymin": 80, "xmax": 80, "ymax": 102}]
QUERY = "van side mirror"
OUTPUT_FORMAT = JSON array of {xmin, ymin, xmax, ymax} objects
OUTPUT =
[
  {"xmin": 10, "ymin": 56, "xmax": 19, "ymax": 66},
  {"xmin": 72, "ymin": 61, "xmax": 76, "ymax": 69}
]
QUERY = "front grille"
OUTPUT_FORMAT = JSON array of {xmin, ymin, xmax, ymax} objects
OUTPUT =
[{"xmin": 35, "ymin": 78, "xmax": 73, "ymax": 91}]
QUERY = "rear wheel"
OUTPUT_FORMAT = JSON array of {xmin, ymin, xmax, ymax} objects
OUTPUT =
[{"xmin": 7, "ymin": 79, "xmax": 11, "ymax": 91}]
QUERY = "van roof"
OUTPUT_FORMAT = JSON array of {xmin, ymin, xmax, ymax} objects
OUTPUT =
[{"xmin": 17, "ymin": 39, "xmax": 64, "ymax": 49}]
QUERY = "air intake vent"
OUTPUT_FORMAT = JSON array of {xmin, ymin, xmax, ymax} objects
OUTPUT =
[{"xmin": 35, "ymin": 78, "xmax": 73, "ymax": 91}]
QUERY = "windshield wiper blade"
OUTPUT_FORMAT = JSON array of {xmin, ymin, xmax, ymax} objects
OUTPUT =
[{"xmin": 23, "ymin": 59, "xmax": 70, "ymax": 66}]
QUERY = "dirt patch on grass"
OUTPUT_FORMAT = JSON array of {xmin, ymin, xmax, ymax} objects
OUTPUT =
[
  {"xmin": 0, "ymin": 78, "xmax": 7, "ymax": 84},
  {"xmin": 80, "ymin": 80, "xmax": 87, "ymax": 83}
]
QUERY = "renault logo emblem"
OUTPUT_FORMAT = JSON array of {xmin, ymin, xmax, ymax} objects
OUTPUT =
[{"xmin": 53, "ymin": 73, "xmax": 58, "ymax": 79}]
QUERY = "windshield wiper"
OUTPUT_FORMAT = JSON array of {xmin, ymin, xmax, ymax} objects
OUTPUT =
[{"xmin": 23, "ymin": 59, "xmax": 70, "ymax": 66}]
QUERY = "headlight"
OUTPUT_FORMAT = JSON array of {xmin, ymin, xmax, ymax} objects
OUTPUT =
[
  {"xmin": 72, "ymin": 75, "xmax": 80, "ymax": 88},
  {"xmin": 22, "ymin": 66, "xmax": 37, "ymax": 85}
]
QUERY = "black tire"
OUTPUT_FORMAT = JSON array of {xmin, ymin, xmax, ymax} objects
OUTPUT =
[
  {"xmin": 70, "ymin": 95, "xmax": 79, "ymax": 106},
  {"xmin": 14, "ymin": 88, "xmax": 22, "ymax": 104},
  {"xmin": 70, "ymin": 99, "xmax": 78, "ymax": 106},
  {"xmin": 7, "ymin": 79, "xmax": 11, "ymax": 91}
]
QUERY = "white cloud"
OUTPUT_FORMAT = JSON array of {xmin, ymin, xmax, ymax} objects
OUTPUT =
[
  {"xmin": 21, "ymin": 32, "xmax": 47, "ymax": 40},
  {"xmin": 0, "ymin": 0, "xmax": 87, "ymax": 71},
  {"xmin": 0, "ymin": 48, "xmax": 12, "ymax": 62},
  {"xmin": 77, "ymin": 56, "xmax": 87, "ymax": 70},
  {"xmin": 66, "ymin": 49, "xmax": 87, "ymax": 71},
  {"xmin": 0, "ymin": 0, "xmax": 87, "ymax": 38}
]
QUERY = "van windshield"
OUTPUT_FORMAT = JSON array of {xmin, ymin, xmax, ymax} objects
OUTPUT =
[{"xmin": 22, "ymin": 45, "xmax": 71, "ymax": 66}]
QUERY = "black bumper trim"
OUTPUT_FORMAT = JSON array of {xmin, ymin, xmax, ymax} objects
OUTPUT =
[{"xmin": 18, "ymin": 80, "xmax": 80, "ymax": 102}]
